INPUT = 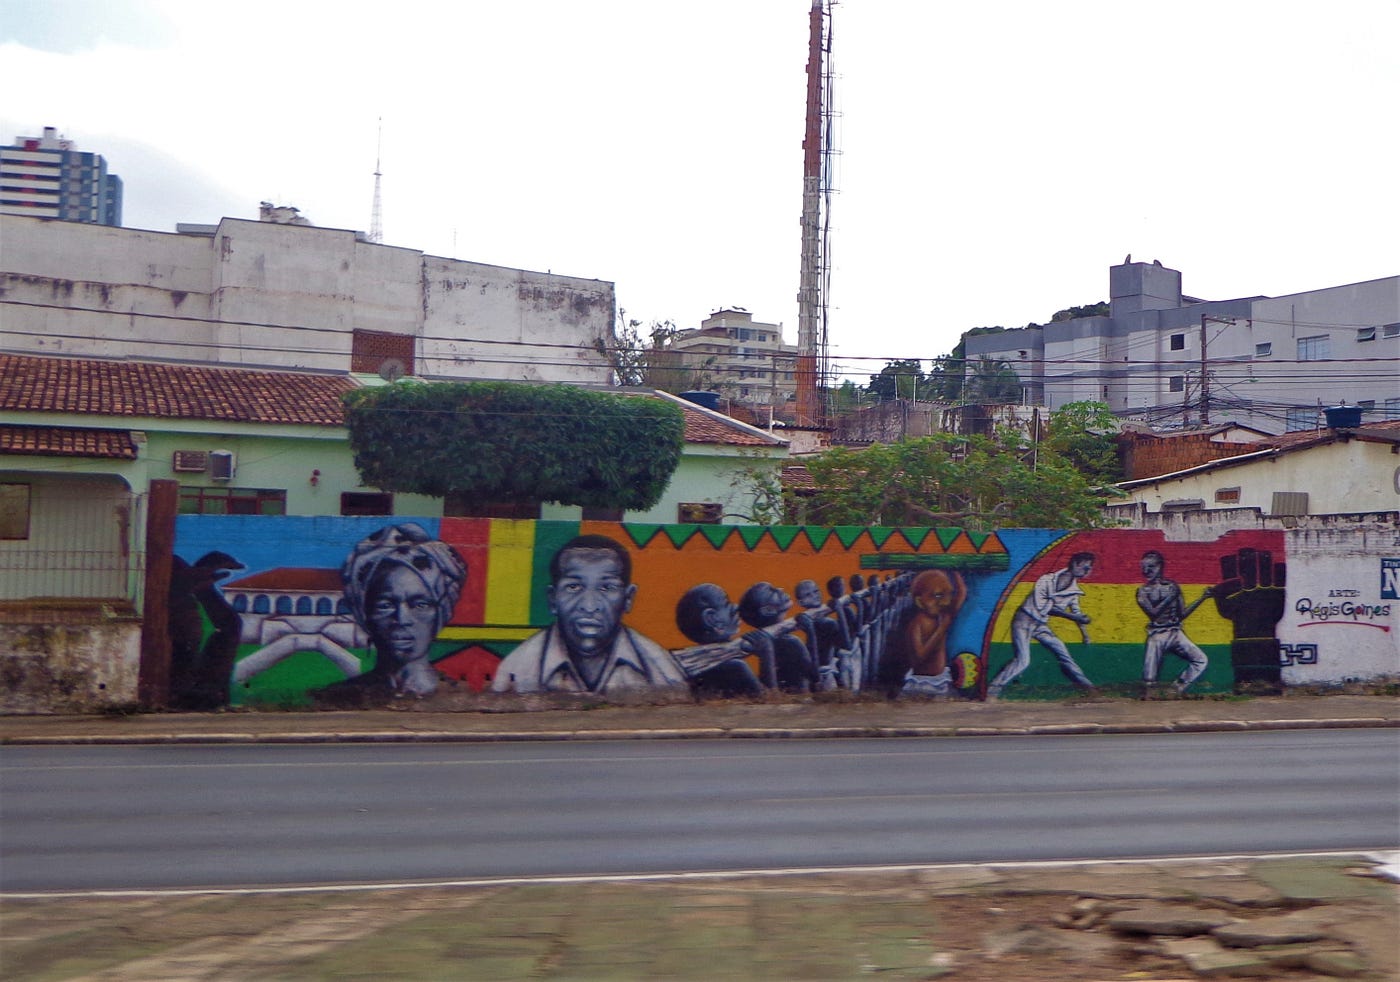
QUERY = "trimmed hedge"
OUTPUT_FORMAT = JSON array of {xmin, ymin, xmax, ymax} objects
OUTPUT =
[{"xmin": 342, "ymin": 381, "xmax": 685, "ymax": 510}]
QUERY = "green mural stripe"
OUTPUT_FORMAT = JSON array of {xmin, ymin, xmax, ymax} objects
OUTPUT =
[
  {"xmin": 735, "ymin": 526, "xmax": 769, "ymax": 549},
  {"xmin": 865, "ymin": 527, "xmax": 900, "ymax": 549},
  {"xmin": 895, "ymin": 528, "xmax": 930, "ymax": 550},
  {"xmin": 660, "ymin": 525, "xmax": 701, "ymax": 548},
  {"xmin": 860, "ymin": 552, "xmax": 1010, "ymax": 571},
  {"xmin": 622, "ymin": 525, "xmax": 667, "ymax": 549},
  {"xmin": 933, "ymin": 528, "xmax": 964, "ymax": 549},
  {"xmin": 766, "ymin": 526, "xmax": 805, "ymax": 551},
  {"xmin": 832, "ymin": 527, "xmax": 868, "ymax": 548},
  {"xmin": 698, "ymin": 525, "xmax": 736, "ymax": 548},
  {"xmin": 801, "ymin": 526, "xmax": 834, "ymax": 550}
]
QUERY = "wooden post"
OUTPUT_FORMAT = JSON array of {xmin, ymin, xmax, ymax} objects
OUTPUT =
[{"xmin": 137, "ymin": 479, "xmax": 178, "ymax": 709}]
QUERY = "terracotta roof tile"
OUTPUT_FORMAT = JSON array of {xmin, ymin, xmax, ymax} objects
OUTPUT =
[
  {"xmin": 676, "ymin": 404, "xmax": 778, "ymax": 446},
  {"xmin": 0, "ymin": 353, "xmax": 354, "ymax": 426},
  {"xmin": 0, "ymin": 423, "xmax": 139, "ymax": 459}
]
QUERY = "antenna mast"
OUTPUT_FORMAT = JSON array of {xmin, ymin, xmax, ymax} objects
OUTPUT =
[
  {"xmin": 368, "ymin": 118, "xmax": 384, "ymax": 244},
  {"xmin": 795, "ymin": 0, "xmax": 835, "ymax": 426}
]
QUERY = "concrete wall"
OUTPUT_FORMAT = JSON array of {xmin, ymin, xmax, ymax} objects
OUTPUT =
[
  {"xmin": 1116, "ymin": 439, "xmax": 1400, "ymax": 516},
  {"xmin": 120, "ymin": 518, "xmax": 1395, "ymax": 712},
  {"xmin": 0, "ymin": 214, "xmax": 615, "ymax": 385},
  {"xmin": 0, "ymin": 609, "xmax": 142, "ymax": 713}
]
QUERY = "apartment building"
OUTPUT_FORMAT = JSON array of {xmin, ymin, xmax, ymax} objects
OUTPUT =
[{"xmin": 1, "ymin": 127, "xmax": 122, "ymax": 225}]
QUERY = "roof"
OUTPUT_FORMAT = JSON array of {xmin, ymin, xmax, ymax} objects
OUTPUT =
[
  {"xmin": 0, "ymin": 353, "xmax": 355, "ymax": 426},
  {"xmin": 1117, "ymin": 420, "xmax": 1400, "ymax": 489},
  {"xmin": 652, "ymin": 391, "xmax": 786, "ymax": 448},
  {"xmin": 222, "ymin": 568, "xmax": 343, "ymax": 592},
  {"xmin": 0, "ymin": 423, "xmax": 139, "ymax": 459}
]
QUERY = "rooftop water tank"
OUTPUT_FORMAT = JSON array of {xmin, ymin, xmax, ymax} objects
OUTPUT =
[
  {"xmin": 1323, "ymin": 405, "xmax": 1362, "ymax": 429},
  {"xmin": 679, "ymin": 391, "xmax": 721, "ymax": 411}
]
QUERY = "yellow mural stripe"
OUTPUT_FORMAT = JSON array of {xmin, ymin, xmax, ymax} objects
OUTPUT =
[
  {"xmin": 483, "ymin": 519, "xmax": 536, "ymax": 626},
  {"xmin": 440, "ymin": 626, "xmax": 536, "ymax": 642},
  {"xmin": 989, "ymin": 583, "xmax": 1234, "ymax": 645}
]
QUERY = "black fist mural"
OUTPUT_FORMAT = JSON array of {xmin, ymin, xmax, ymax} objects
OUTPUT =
[{"xmin": 1211, "ymin": 548, "xmax": 1286, "ymax": 690}]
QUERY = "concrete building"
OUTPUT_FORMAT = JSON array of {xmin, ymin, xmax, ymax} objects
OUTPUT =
[
  {"xmin": 964, "ymin": 260, "xmax": 1400, "ymax": 434},
  {"xmin": 0, "ymin": 211, "xmax": 615, "ymax": 385},
  {"xmin": 1109, "ymin": 418, "xmax": 1400, "ymax": 520},
  {"xmin": 1, "ymin": 127, "xmax": 122, "ymax": 225},
  {"xmin": 668, "ymin": 309, "xmax": 800, "ymax": 418}
]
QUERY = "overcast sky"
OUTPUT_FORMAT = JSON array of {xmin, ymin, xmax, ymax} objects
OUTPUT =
[{"xmin": 3, "ymin": 0, "xmax": 1396, "ymax": 382}]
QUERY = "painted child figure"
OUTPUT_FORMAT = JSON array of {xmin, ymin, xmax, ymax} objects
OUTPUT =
[{"xmin": 883, "ymin": 569, "xmax": 966, "ymax": 697}]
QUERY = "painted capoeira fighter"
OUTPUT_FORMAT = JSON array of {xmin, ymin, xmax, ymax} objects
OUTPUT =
[
  {"xmin": 1137, "ymin": 550, "xmax": 1211, "ymax": 694},
  {"xmin": 987, "ymin": 552, "xmax": 1096, "ymax": 698}
]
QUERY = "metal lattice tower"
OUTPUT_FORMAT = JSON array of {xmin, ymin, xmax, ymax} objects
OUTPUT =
[
  {"xmin": 796, "ymin": 0, "xmax": 835, "ymax": 426},
  {"xmin": 368, "ymin": 118, "xmax": 383, "ymax": 245}
]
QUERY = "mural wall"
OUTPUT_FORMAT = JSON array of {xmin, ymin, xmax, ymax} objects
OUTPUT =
[{"xmin": 168, "ymin": 517, "xmax": 1398, "ymax": 709}]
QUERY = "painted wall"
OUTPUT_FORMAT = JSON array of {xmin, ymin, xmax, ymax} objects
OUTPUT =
[{"xmin": 160, "ymin": 517, "xmax": 1398, "ymax": 711}]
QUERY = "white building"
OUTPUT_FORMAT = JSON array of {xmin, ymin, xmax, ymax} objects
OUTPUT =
[
  {"xmin": 668, "ymin": 308, "xmax": 800, "ymax": 415},
  {"xmin": 964, "ymin": 260, "xmax": 1400, "ymax": 434},
  {"xmin": 0, "ymin": 211, "xmax": 614, "ymax": 385},
  {"xmin": 1, "ymin": 127, "xmax": 122, "ymax": 225}
]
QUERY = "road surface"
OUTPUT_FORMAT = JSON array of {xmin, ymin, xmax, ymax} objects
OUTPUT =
[{"xmin": 3, "ymin": 729, "xmax": 1396, "ymax": 891}]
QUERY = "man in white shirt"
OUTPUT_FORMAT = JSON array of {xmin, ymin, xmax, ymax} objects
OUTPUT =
[
  {"xmin": 492, "ymin": 534, "xmax": 687, "ymax": 695},
  {"xmin": 987, "ymin": 551, "xmax": 1096, "ymax": 699}
]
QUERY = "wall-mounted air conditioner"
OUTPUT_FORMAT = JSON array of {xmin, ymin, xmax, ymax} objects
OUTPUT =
[{"xmin": 209, "ymin": 449, "xmax": 236, "ymax": 481}]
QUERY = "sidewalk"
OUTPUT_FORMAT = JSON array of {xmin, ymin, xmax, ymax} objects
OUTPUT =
[
  {"xmin": 3, "ymin": 692, "xmax": 1398, "ymax": 745},
  {"xmin": 3, "ymin": 855, "xmax": 1396, "ymax": 980}
]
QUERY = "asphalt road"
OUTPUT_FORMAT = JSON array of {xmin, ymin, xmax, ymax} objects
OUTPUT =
[{"xmin": 3, "ymin": 729, "xmax": 1396, "ymax": 892}]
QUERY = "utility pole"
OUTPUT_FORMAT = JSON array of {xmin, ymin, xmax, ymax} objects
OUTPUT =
[{"xmin": 1198, "ymin": 315, "xmax": 1235, "ymax": 425}]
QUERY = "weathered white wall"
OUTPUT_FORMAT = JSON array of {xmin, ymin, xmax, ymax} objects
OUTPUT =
[
  {"xmin": 1118, "ymin": 439, "xmax": 1400, "ymax": 516},
  {"xmin": 0, "ymin": 214, "xmax": 614, "ymax": 384},
  {"xmin": 1279, "ymin": 528, "xmax": 1400, "ymax": 685},
  {"xmin": 0, "ymin": 615, "xmax": 143, "ymax": 713}
]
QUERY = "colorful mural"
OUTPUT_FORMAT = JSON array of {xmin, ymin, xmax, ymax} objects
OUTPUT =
[{"xmin": 168, "ymin": 518, "xmax": 1327, "ymax": 708}]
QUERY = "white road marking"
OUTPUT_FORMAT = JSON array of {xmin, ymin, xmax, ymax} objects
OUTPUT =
[{"xmin": 2, "ymin": 849, "xmax": 1389, "ymax": 901}]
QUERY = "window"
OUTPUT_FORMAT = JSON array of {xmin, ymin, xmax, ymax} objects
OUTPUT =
[
  {"xmin": 1358, "ymin": 399, "xmax": 1376, "ymax": 411},
  {"xmin": 350, "ymin": 329, "xmax": 415, "ymax": 377},
  {"xmin": 1285, "ymin": 407, "xmax": 1319, "ymax": 432},
  {"xmin": 677, "ymin": 502, "xmax": 723, "ymax": 523},
  {"xmin": 340, "ymin": 492, "xmax": 393, "ymax": 516},
  {"xmin": 1357, "ymin": 326, "xmax": 1376, "ymax": 343},
  {"xmin": 443, "ymin": 494, "xmax": 540, "ymax": 519},
  {"xmin": 1255, "ymin": 342, "xmax": 1272, "ymax": 357},
  {"xmin": 1169, "ymin": 334, "xmax": 1186, "ymax": 351},
  {"xmin": 1169, "ymin": 376, "xmax": 1185, "ymax": 393},
  {"xmin": 1383, "ymin": 323, "xmax": 1400, "ymax": 339},
  {"xmin": 178, "ymin": 487, "xmax": 286, "ymax": 515},
  {"xmin": 0, "ymin": 483, "xmax": 31, "ymax": 539},
  {"xmin": 1385, "ymin": 397, "xmax": 1400, "ymax": 420},
  {"xmin": 1270, "ymin": 491, "xmax": 1309, "ymax": 517},
  {"xmin": 1215, "ymin": 487, "xmax": 1241, "ymax": 503},
  {"xmin": 1297, "ymin": 335, "xmax": 1330, "ymax": 360}
]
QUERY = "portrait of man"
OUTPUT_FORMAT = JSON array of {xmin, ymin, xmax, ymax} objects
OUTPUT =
[
  {"xmin": 987, "ymin": 551, "xmax": 1096, "ymax": 699},
  {"xmin": 313, "ymin": 523, "xmax": 467, "ymax": 707},
  {"xmin": 492, "ymin": 534, "xmax": 687, "ymax": 695}
]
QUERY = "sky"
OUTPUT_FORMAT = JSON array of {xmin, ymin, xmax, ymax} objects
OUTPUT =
[{"xmin": 2, "ymin": 0, "xmax": 1397, "ymax": 383}]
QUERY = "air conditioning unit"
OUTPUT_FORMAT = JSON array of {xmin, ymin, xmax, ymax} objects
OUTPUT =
[{"xmin": 209, "ymin": 449, "xmax": 236, "ymax": 481}]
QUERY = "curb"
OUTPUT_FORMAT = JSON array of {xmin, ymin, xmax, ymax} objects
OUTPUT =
[{"xmin": 2, "ymin": 717, "xmax": 1395, "ymax": 746}]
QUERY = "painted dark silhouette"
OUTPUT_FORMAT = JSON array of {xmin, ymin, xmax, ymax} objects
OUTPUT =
[{"xmin": 168, "ymin": 550, "xmax": 244, "ymax": 709}]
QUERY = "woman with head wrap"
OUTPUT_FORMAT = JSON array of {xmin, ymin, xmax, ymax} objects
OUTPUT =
[{"xmin": 313, "ymin": 523, "xmax": 467, "ymax": 707}]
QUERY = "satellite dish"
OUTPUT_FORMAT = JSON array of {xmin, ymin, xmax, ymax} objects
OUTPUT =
[{"xmin": 377, "ymin": 358, "xmax": 406, "ymax": 382}]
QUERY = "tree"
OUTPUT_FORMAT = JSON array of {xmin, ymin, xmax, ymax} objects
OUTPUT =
[
  {"xmin": 342, "ymin": 380, "xmax": 685, "ymax": 511},
  {"xmin": 867, "ymin": 359, "xmax": 927, "ymax": 401},
  {"xmin": 1050, "ymin": 301, "xmax": 1110, "ymax": 322},
  {"xmin": 964, "ymin": 356, "xmax": 1023, "ymax": 403},
  {"xmin": 790, "ymin": 431, "xmax": 1112, "ymax": 530},
  {"xmin": 1043, "ymin": 400, "xmax": 1123, "ymax": 484}
]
